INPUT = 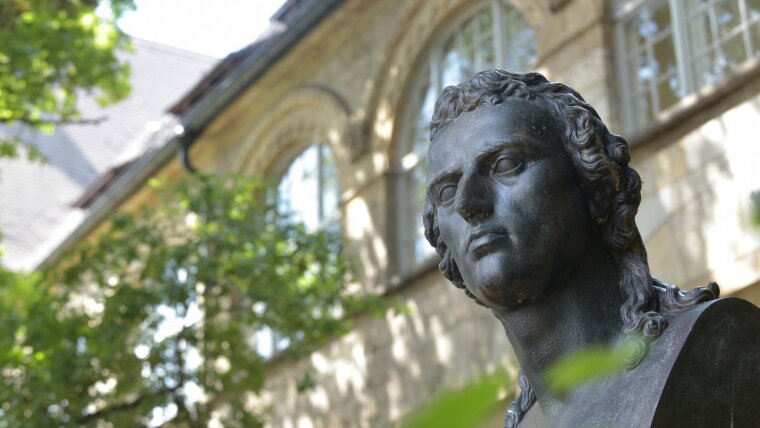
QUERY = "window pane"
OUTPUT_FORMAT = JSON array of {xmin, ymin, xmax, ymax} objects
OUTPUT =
[
  {"xmin": 411, "ymin": 163, "xmax": 435, "ymax": 265},
  {"xmin": 693, "ymin": 46, "xmax": 722, "ymax": 84},
  {"xmin": 638, "ymin": 90, "xmax": 656, "ymax": 122},
  {"xmin": 751, "ymin": 0, "xmax": 760, "ymax": 54},
  {"xmin": 625, "ymin": 0, "xmax": 671, "ymax": 45},
  {"xmin": 414, "ymin": 81, "xmax": 436, "ymax": 155},
  {"xmin": 657, "ymin": 72, "xmax": 681, "ymax": 111},
  {"xmin": 722, "ymin": 32, "xmax": 748, "ymax": 68},
  {"xmin": 635, "ymin": 52, "xmax": 655, "ymax": 86},
  {"xmin": 714, "ymin": 0, "xmax": 742, "ymax": 40},
  {"xmin": 653, "ymin": 33, "xmax": 677, "ymax": 82},
  {"xmin": 460, "ymin": 16, "xmax": 477, "ymax": 76},
  {"xmin": 441, "ymin": 39, "xmax": 468, "ymax": 87},
  {"xmin": 503, "ymin": 7, "xmax": 537, "ymax": 70},
  {"xmin": 320, "ymin": 145, "xmax": 339, "ymax": 223},
  {"xmin": 278, "ymin": 144, "xmax": 339, "ymax": 231},
  {"xmin": 479, "ymin": 10, "xmax": 496, "ymax": 67},
  {"xmin": 749, "ymin": 0, "xmax": 760, "ymax": 21},
  {"xmin": 278, "ymin": 145, "xmax": 318, "ymax": 229}
]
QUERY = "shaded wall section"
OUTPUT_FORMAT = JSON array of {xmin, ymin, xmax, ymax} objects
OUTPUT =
[
  {"xmin": 256, "ymin": 270, "xmax": 517, "ymax": 428},
  {"xmin": 635, "ymin": 87, "xmax": 760, "ymax": 301}
]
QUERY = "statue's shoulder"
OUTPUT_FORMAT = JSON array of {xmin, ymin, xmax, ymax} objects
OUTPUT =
[
  {"xmin": 677, "ymin": 294, "xmax": 759, "ymax": 317},
  {"xmin": 662, "ymin": 296, "xmax": 760, "ymax": 351},
  {"xmin": 652, "ymin": 297, "xmax": 760, "ymax": 427},
  {"xmin": 542, "ymin": 298, "xmax": 760, "ymax": 428}
]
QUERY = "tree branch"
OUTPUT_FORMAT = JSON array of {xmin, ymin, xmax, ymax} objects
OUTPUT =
[{"xmin": 76, "ymin": 384, "xmax": 181, "ymax": 423}]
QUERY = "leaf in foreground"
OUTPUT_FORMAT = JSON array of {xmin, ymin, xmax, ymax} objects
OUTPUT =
[{"xmin": 398, "ymin": 369, "xmax": 511, "ymax": 428}]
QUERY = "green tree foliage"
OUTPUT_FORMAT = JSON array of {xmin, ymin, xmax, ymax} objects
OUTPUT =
[
  {"xmin": 0, "ymin": 174, "xmax": 365, "ymax": 427},
  {"xmin": 0, "ymin": 0, "xmax": 134, "ymax": 158}
]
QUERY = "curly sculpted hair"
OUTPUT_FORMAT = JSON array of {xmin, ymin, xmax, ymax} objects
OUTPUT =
[{"xmin": 422, "ymin": 70, "xmax": 718, "ymax": 427}]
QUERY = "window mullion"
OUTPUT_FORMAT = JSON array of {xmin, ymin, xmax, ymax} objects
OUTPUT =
[
  {"xmin": 493, "ymin": 0, "xmax": 505, "ymax": 66},
  {"xmin": 670, "ymin": 0, "xmax": 695, "ymax": 94},
  {"xmin": 473, "ymin": 11, "xmax": 482, "ymax": 70},
  {"xmin": 614, "ymin": 19, "xmax": 635, "ymax": 133},
  {"xmin": 431, "ymin": 47, "xmax": 441, "ymax": 93},
  {"xmin": 739, "ymin": 0, "xmax": 754, "ymax": 59},
  {"xmin": 455, "ymin": 27, "xmax": 464, "ymax": 78},
  {"xmin": 706, "ymin": 0, "xmax": 725, "ymax": 76},
  {"xmin": 644, "ymin": 23, "xmax": 661, "ymax": 114},
  {"xmin": 317, "ymin": 143, "xmax": 324, "ymax": 224}
]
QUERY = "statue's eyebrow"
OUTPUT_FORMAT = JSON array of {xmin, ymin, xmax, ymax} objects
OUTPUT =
[
  {"xmin": 427, "ymin": 139, "xmax": 540, "ymax": 196},
  {"xmin": 474, "ymin": 139, "xmax": 537, "ymax": 163},
  {"xmin": 427, "ymin": 169, "xmax": 461, "ymax": 192}
]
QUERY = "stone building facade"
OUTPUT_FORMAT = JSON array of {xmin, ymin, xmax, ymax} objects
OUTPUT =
[{"xmin": 64, "ymin": 0, "xmax": 760, "ymax": 426}]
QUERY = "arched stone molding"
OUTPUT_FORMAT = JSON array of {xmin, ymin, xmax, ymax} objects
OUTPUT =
[
  {"xmin": 234, "ymin": 85, "xmax": 356, "ymax": 185},
  {"xmin": 363, "ymin": 0, "xmax": 538, "ymax": 167}
]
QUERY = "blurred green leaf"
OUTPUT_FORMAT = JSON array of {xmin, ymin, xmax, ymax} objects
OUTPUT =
[
  {"xmin": 398, "ymin": 369, "xmax": 510, "ymax": 428},
  {"xmin": 543, "ymin": 340, "xmax": 636, "ymax": 395}
]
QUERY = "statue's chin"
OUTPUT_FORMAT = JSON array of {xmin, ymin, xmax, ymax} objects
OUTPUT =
[
  {"xmin": 463, "ymin": 253, "xmax": 549, "ymax": 310},
  {"xmin": 469, "ymin": 274, "xmax": 549, "ymax": 311}
]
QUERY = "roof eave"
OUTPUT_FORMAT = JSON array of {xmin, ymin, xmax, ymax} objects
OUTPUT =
[{"xmin": 180, "ymin": 0, "xmax": 344, "ymax": 136}]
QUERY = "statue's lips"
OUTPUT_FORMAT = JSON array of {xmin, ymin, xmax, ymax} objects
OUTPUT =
[{"xmin": 468, "ymin": 229, "xmax": 508, "ymax": 258}]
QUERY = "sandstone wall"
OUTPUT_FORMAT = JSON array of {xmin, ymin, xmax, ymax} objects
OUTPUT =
[{"xmin": 181, "ymin": 0, "xmax": 760, "ymax": 426}]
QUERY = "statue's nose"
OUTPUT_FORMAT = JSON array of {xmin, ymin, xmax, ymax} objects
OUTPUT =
[{"xmin": 455, "ymin": 174, "xmax": 493, "ymax": 223}]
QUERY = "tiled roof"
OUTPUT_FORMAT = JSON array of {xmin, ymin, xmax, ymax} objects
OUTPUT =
[{"xmin": 0, "ymin": 38, "xmax": 216, "ymax": 271}]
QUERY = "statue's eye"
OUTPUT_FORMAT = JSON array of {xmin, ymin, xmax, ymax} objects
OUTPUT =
[
  {"xmin": 438, "ymin": 184, "xmax": 457, "ymax": 203},
  {"xmin": 492, "ymin": 156, "xmax": 521, "ymax": 175}
]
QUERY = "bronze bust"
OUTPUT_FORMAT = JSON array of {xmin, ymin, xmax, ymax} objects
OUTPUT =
[{"xmin": 423, "ymin": 70, "xmax": 760, "ymax": 427}]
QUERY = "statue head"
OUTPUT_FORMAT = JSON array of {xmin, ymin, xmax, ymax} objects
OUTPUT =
[
  {"xmin": 422, "ymin": 69, "xmax": 717, "ymax": 354},
  {"xmin": 425, "ymin": 70, "xmax": 652, "ymax": 321}
]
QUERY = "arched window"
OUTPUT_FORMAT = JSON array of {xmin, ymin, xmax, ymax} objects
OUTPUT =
[
  {"xmin": 277, "ymin": 142, "xmax": 340, "ymax": 231},
  {"xmin": 615, "ymin": 0, "xmax": 760, "ymax": 132},
  {"xmin": 397, "ymin": 0, "xmax": 536, "ymax": 274},
  {"xmin": 254, "ymin": 142, "xmax": 339, "ymax": 358}
]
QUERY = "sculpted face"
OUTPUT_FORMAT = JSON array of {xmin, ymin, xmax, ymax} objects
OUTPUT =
[{"xmin": 427, "ymin": 99, "xmax": 596, "ymax": 310}]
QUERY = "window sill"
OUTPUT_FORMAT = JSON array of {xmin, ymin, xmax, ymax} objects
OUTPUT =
[{"xmin": 627, "ymin": 56, "xmax": 760, "ymax": 150}]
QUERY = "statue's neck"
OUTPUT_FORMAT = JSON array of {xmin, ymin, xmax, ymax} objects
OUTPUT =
[{"xmin": 490, "ymin": 243, "xmax": 624, "ymax": 413}]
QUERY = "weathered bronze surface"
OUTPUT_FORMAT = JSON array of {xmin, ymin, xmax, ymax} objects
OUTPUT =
[{"xmin": 423, "ymin": 70, "xmax": 760, "ymax": 427}]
